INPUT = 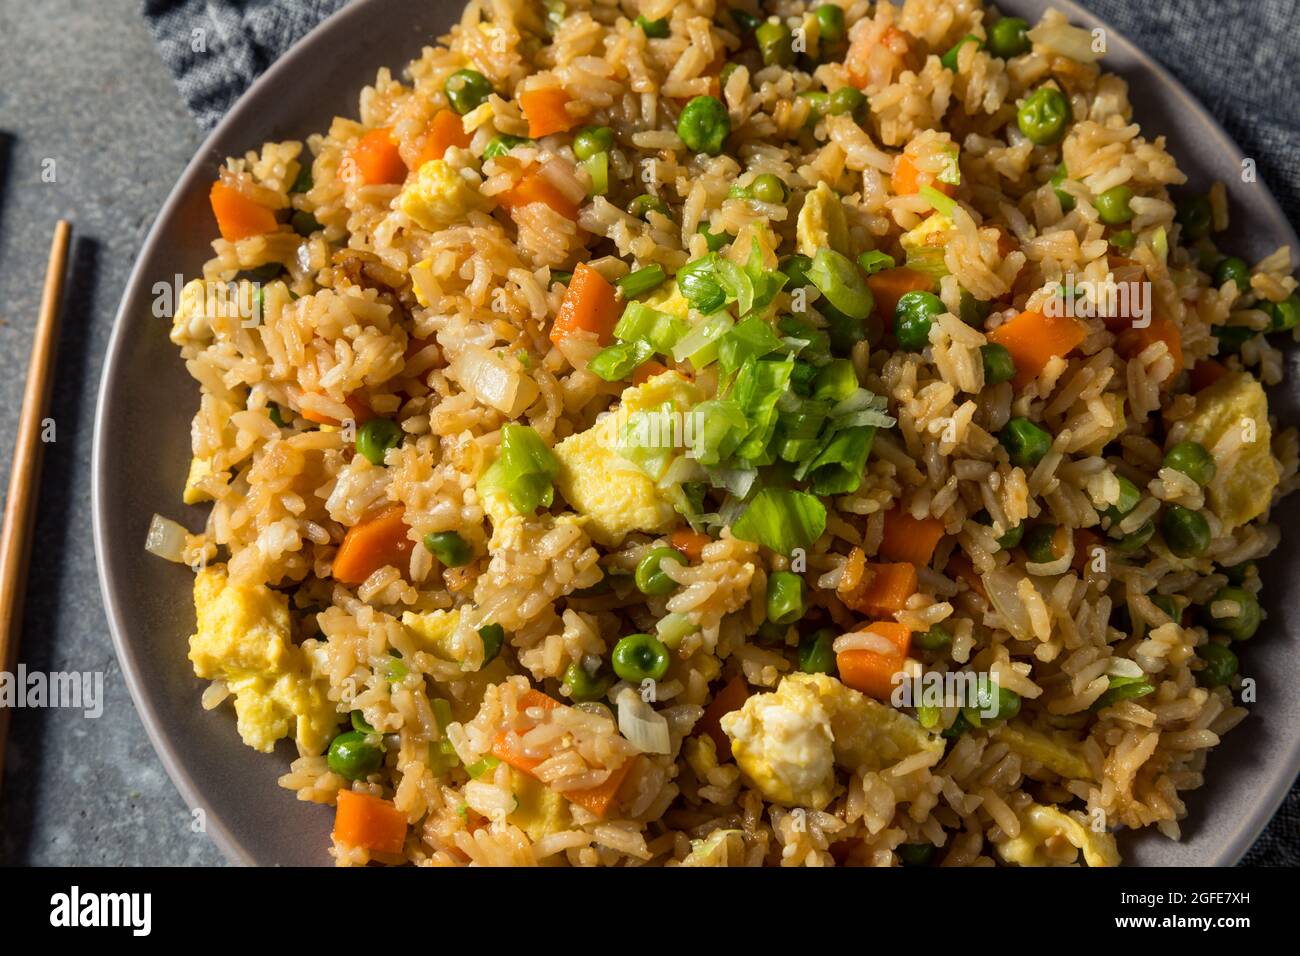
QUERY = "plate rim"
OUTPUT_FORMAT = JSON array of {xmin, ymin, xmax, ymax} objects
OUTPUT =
[{"xmin": 93, "ymin": 0, "xmax": 1300, "ymax": 867}]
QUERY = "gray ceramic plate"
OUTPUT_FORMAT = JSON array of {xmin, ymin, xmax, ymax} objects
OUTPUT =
[{"xmin": 94, "ymin": 0, "xmax": 1300, "ymax": 866}]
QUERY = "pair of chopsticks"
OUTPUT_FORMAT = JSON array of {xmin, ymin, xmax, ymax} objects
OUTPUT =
[{"xmin": 0, "ymin": 221, "xmax": 71, "ymax": 783}]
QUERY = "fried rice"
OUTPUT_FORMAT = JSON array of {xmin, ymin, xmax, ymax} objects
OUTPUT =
[{"xmin": 150, "ymin": 0, "xmax": 1300, "ymax": 867}]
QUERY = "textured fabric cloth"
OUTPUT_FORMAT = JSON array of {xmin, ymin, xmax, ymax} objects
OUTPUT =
[{"xmin": 141, "ymin": 0, "xmax": 1299, "ymax": 864}]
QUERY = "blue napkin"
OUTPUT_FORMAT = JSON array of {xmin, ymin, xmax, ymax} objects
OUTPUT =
[{"xmin": 141, "ymin": 0, "xmax": 1299, "ymax": 865}]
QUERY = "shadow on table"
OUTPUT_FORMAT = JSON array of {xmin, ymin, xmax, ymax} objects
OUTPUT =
[{"xmin": 0, "ymin": 234, "xmax": 102, "ymax": 864}]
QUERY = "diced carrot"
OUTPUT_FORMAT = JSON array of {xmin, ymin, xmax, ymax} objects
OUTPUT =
[
  {"xmin": 947, "ymin": 553, "xmax": 987, "ymax": 601},
  {"xmin": 550, "ymin": 263, "xmax": 620, "ymax": 347},
  {"xmin": 879, "ymin": 509, "xmax": 947, "ymax": 566},
  {"xmin": 891, "ymin": 153, "xmax": 957, "ymax": 198},
  {"xmin": 632, "ymin": 359, "xmax": 668, "ymax": 385},
  {"xmin": 415, "ymin": 108, "xmax": 472, "ymax": 167},
  {"xmin": 349, "ymin": 127, "xmax": 408, "ymax": 185},
  {"xmin": 332, "ymin": 504, "xmax": 414, "ymax": 585},
  {"xmin": 867, "ymin": 267, "xmax": 935, "ymax": 324},
  {"xmin": 696, "ymin": 675, "xmax": 749, "ymax": 761},
  {"xmin": 209, "ymin": 180, "xmax": 278, "ymax": 242},
  {"xmin": 519, "ymin": 88, "xmax": 576, "ymax": 138},
  {"xmin": 1115, "ymin": 314, "xmax": 1184, "ymax": 381},
  {"xmin": 1072, "ymin": 528, "xmax": 1104, "ymax": 574},
  {"xmin": 671, "ymin": 527, "xmax": 712, "ymax": 561},
  {"xmin": 837, "ymin": 622, "xmax": 912, "ymax": 700},
  {"xmin": 491, "ymin": 689, "xmax": 630, "ymax": 819},
  {"xmin": 985, "ymin": 310, "xmax": 1087, "ymax": 389},
  {"xmin": 1190, "ymin": 357, "xmax": 1228, "ymax": 391},
  {"xmin": 498, "ymin": 167, "xmax": 580, "ymax": 220},
  {"xmin": 839, "ymin": 561, "xmax": 918, "ymax": 616},
  {"xmin": 333, "ymin": 789, "xmax": 407, "ymax": 854},
  {"xmin": 300, "ymin": 394, "xmax": 375, "ymax": 427}
]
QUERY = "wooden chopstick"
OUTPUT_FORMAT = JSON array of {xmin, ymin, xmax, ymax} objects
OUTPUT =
[{"xmin": 0, "ymin": 220, "xmax": 71, "ymax": 783}]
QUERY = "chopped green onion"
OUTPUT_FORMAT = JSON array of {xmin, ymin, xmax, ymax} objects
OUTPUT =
[
  {"xmin": 716, "ymin": 315, "xmax": 783, "ymax": 376},
  {"xmin": 808, "ymin": 249, "xmax": 873, "ymax": 320},
  {"xmin": 731, "ymin": 488, "xmax": 828, "ymax": 555},
  {"xmin": 856, "ymin": 250, "xmax": 896, "ymax": 275},
  {"xmin": 804, "ymin": 425, "xmax": 876, "ymax": 495},
  {"xmin": 582, "ymin": 151, "xmax": 609, "ymax": 196},
  {"xmin": 618, "ymin": 264, "xmax": 667, "ymax": 299},
  {"xmin": 690, "ymin": 399, "xmax": 748, "ymax": 466},
  {"xmin": 918, "ymin": 184, "xmax": 958, "ymax": 217},
  {"xmin": 588, "ymin": 339, "xmax": 655, "ymax": 381},
  {"xmin": 614, "ymin": 300, "xmax": 690, "ymax": 352},
  {"xmin": 466, "ymin": 755, "xmax": 501, "ymax": 778},
  {"xmin": 476, "ymin": 423, "xmax": 561, "ymax": 514},
  {"xmin": 672, "ymin": 312, "xmax": 734, "ymax": 366},
  {"xmin": 812, "ymin": 359, "xmax": 857, "ymax": 402}
]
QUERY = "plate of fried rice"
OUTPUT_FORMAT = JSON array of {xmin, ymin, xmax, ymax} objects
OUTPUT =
[{"xmin": 95, "ymin": 0, "xmax": 1300, "ymax": 867}]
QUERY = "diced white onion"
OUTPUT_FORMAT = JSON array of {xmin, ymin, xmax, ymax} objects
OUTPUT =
[
  {"xmin": 833, "ymin": 630, "xmax": 899, "ymax": 654},
  {"xmin": 145, "ymin": 513, "xmax": 189, "ymax": 563},
  {"xmin": 449, "ymin": 345, "xmax": 539, "ymax": 417},
  {"xmin": 1106, "ymin": 657, "xmax": 1145, "ymax": 679},
  {"xmin": 981, "ymin": 568, "xmax": 1034, "ymax": 641},
  {"xmin": 1027, "ymin": 20, "xmax": 1100, "ymax": 62},
  {"xmin": 617, "ymin": 688, "xmax": 671, "ymax": 754}
]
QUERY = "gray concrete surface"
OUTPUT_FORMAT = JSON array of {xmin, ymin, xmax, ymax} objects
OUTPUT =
[
  {"xmin": 0, "ymin": 0, "xmax": 1293, "ymax": 866},
  {"xmin": 0, "ymin": 0, "xmax": 221, "ymax": 865}
]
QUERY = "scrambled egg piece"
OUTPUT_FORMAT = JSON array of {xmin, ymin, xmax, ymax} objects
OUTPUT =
[
  {"xmin": 998, "ymin": 724, "xmax": 1093, "ymax": 781},
  {"xmin": 399, "ymin": 159, "xmax": 482, "ymax": 231},
  {"xmin": 182, "ymin": 396, "xmax": 237, "ymax": 505},
  {"xmin": 900, "ymin": 212, "xmax": 953, "ymax": 282},
  {"xmin": 996, "ymin": 804, "xmax": 1120, "ymax": 867},
  {"xmin": 722, "ymin": 672, "xmax": 939, "ymax": 809},
  {"xmin": 682, "ymin": 829, "xmax": 747, "ymax": 867},
  {"xmin": 552, "ymin": 371, "xmax": 703, "ymax": 546},
  {"xmin": 796, "ymin": 181, "xmax": 851, "ymax": 258},
  {"xmin": 508, "ymin": 768, "xmax": 572, "ymax": 841},
  {"xmin": 642, "ymin": 282, "xmax": 692, "ymax": 321},
  {"xmin": 402, "ymin": 608, "xmax": 461, "ymax": 659},
  {"xmin": 188, "ymin": 566, "xmax": 335, "ymax": 754},
  {"xmin": 1180, "ymin": 370, "xmax": 1279, "ymax": 529}
]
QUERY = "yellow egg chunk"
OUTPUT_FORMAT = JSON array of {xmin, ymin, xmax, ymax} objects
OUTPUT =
[
  {"xmin": 399, "ymin": 159, "xmax": 482, "ymax": 231},
  {"xmin": 188, "ymin": 566, "xmax": 335, "ymax": 754},
  {"xmin": 995, "ymin": 804, "xmax": 1120, "ymax": 867},
  {"xmin": 1180, "ymin": 370, "xmax": 1279, "ymax": 529}
]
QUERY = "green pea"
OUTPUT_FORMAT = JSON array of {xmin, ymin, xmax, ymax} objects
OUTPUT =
[
  {"xmin": 748, "ymin": 173, "xmax": 789, "ymax": 205},
  {"xmin": 798, "ymin": 89, "xmax": 831, "ymax": 121},
  {"xmin": 814, "ymin": 4, "xmax": 845, "ymax": 42},
  {"xmin": 291, "ymin": 210, "xmax": 322, "ymax": 237},
  {"xmin": 897, "ymin": 843, "xmax": 935, "ymax": 866},
  {"xmin": 1024, "ymin": 524, "xmax": 1066, "ymax": 564},
  {"xmin": 444, "ymin": 69, "xmax": 493, "ymax": 115},
  {"xmin": 894, "ymin": 290, "xmax": 944, "ymax": 351},
  {"xmin": 1113, "ymin": 518, "xmax": 1155, "ymax": 553},
  {"xmin": 483, "ymin": 133, "xmax": 532, "ymax": 160},
  {"xmin": 423, "ymin": 530, "xmax": 472, "ymax": 567},
  {"xmin": 1049, "ymin": 164, "xmax": 1075, "ymax": 212},
  {"xmin": 627, "ymin": 193, "xmax": 670, "ymax": 220},
  {"xmin": 1161, "ymin": 505, "xmax": 1211, "ymax": 558},
  {"xmin": 1150, "ymin": 594, "xmax": 1180, "ymax": 622},
  {"xmin": 1205, "ymin": 586, "xmax": 1262, "ymax": 641},
  {"xmin": 636, "ymin": 546, "xmax": 688, "ymax": 595},
  {"xmin": 999, "ymin": 417, "xmax": 1052, "ymax": 468},
  {"xmin": 766, "ymin": 570, "xmax": 806, "ymax": 625},
  {"xmin": 478, "ymin": 623, "xmax": 505, "ymax": 665},
  {"xmin": 1017, "ymin": 86, "xmax": 1071, "ymax": 146},
  {"xmin": 1175, "ymin": 195, "xmax": 1213, "ymax": 241},
  {"xmin": 798, "ymin": 629, "xmax": 837, "ymax": 675},
  {"xmin": 1213, "ymin": 324, "xmax": 1254, "ymax": 354},
  {"xmin": 959, "ymin": 289, "xmax": 990, "ymax": 327},
  {"xmin": 780, "ymin": 253, "xmax": 815, "ymax": 289},
  {"xmin": 914, "ymin": 624, "xmax": 952, "ymax": 652},
  {"xmin": 940, "ymin": 34, "xmax": 982, "ymax": 70},
  {"xmin": 828, "ymin": 86, "xmax": 865, "ymax": 117},
  {"xmin": 235, "ymin": 262, "xmax": 284, "ymax": 284},
  {"xmin": 268, "ymin": 403, "xmax": 288, "ymax": 428},
  {"xmin": 612, "ymin": 633, "xmax": 672, "ymax": 682},
  {"xmin": 1110, "ymin": 229, "xmax": 1136, "ymax": 251},
  {"xmin": 1094, "ymin": 185, "xmax": 1134, "ymax": 225},
  {"xmin": 1222, "ymin": 561, "xmax": 1255, "ymax": 586},
  {"xmin": 549, "ymin": 269, "xmax": 573, "ymax": 288},
  {"xmin": 996, "ymin": 522, "xmax": 1025, "ymax": 550},
  {"xmin": 1102, "ymin": 474, "xmax": 1141, "ymax": 524},
  {"xmin": 987, "ymin": 16, "xmax": 1030, "ymax": 58},
  {"xmin": 1196, "ymin": 642, "xmax": 1239, "ymax": 688},
  {"xmin": 1162, "ymin": 440, "xmax": 1216, "ymax": 485},
  {"xmin": 730, "ymin": 8, "xmax": 761, "ymax": 35},
  {"xmin": 635, "ymin": 14, "xmax": 670, "ymax": 38},
  {"xmin": 1213, "ymin": 256, "xmax": 1251, "ymax": 292},
  {"xmin": 677, "ymin": 95, "xmax": 731, "ymax": 155},
  {"xmin": 992, "ymin": 685, "xmax": 1021, "ymax": 721},
  {"xmin": 755, "ymin": 19, "xmax": 795, "ymax": 66},
  {"xmin": 755, "ymin": 620, "xmax": 788, "ymax": 646},
  {"xmin": 356, "ymin": 417, "xmax": 402, "ymax": 465},
  {"xmin": 1269, "ymin": 294, "xmax": 1300, "ymax": 333},
  {"xmin": 327, "ymin": 730, "xmax": 384, "ymax": 780},
  {"xmin": 981, "ymin": 343, "xmax": 1017, "ymax": 385},
  {"xmin": 573, "ymin": 125, "xmax": 614, "ymax": 160},
  {"xmin": 941, "ymin": 710, "xmax": 973, "ymax": 739},
  {"xmin": 563, "ymin": 660, "xmax": 612, "ymax": 701}
]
